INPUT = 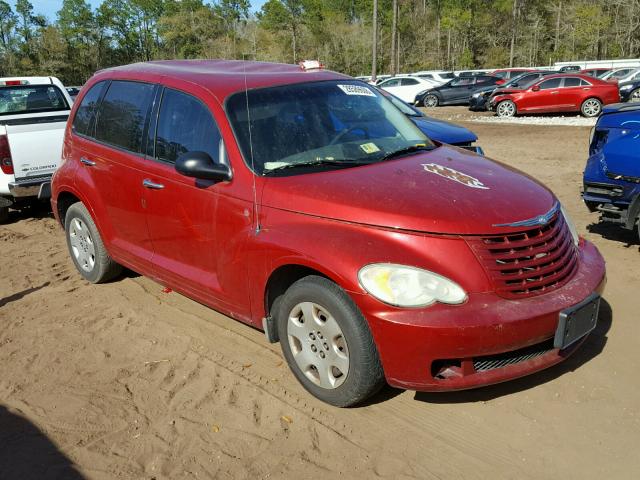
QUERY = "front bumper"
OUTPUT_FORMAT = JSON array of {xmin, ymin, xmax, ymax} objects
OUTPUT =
[
  {"xmin": 468, "ymin": 95, "xmax": 488, "ymax": 111},
  {"xmin": 356, "ymin": 240, "xmax": 606, "ymax": 391}
]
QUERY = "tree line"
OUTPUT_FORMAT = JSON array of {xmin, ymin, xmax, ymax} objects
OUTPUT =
[{"xmin": 1, "ymin": 0, "xmax": 639, "ymax": 86}]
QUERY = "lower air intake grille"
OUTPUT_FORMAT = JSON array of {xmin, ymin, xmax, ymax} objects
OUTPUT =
[{"xmin": 473, "ymin": 340, "xmax": 554, "ymax": 372}]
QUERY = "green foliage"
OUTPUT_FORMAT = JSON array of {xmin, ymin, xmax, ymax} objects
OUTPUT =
[{"xmin": 0, "ymin": 0, "xmax": 638, "ymax": 84}]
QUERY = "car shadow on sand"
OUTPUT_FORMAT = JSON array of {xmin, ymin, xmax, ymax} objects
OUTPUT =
[
  {"xmin": 0, "ymin": 405, "xmax": 85, "ymax": 480},
  {"xmin": 587, "ymin": 222, "xmax": 639, "ymax": 248},
  {"xmin": 408, "ymin": 297, "xmax": 613, "ymax": 405}
]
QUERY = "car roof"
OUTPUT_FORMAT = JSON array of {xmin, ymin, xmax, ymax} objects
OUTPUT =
[
  {"xmin": 91, "ymin": 60, "xmax": 350, "ymax": 101},
  {"xmin": 534, "ymin": 73, "xmax": 604, "ymax": 83}
]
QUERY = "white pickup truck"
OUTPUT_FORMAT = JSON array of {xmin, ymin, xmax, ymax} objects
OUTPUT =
[{"xmin": 0, "ymin": 77, "xmax": 73, "ymax": 222}]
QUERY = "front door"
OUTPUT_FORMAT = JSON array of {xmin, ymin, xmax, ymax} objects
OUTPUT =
[
  {"xmin": 142, "ymin": 87, "xmax": 251, "ymax": 319},
  {"xmin": 520, "ymin": 77, "xmax": 562, "ymax": 112}
]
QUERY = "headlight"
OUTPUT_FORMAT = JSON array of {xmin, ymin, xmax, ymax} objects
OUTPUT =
[
  {"xmin": 358, "ymin": 263, "xmax": 467, "ymax": 307},
  {"xmin": 472, "ymin": 92, "xmax": 481, "ymax": 98},
  {"xmin": 560, "ymin": 205, "xmax": 580, "ymax": 246},
  {"xmin": 620, "ymin": 84, "xmax": 633, "ymax": 91}
]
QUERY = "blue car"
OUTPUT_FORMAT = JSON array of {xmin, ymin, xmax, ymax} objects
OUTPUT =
[
  {"xmin": 380, "ymin": 89, "xmax": 484, "ymax": 154},
  {"xmin": 582, "ymin": 103, "xmax": 640, "ymax": 237}
]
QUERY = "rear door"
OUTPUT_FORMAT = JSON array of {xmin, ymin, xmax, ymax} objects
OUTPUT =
[
  {"xmin": 1, "ymin": 83, "xmax": 70, "ymax": 181},
  {"xmin": 560, "ymin": 77, "xmax": 590, "ymax": 110},
  {"xmin": 72, "ymin": 79, "xmax": 157, "ymax": 272}
]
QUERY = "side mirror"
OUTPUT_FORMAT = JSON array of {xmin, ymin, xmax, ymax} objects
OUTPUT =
[
  {"xmin": 531, "ymin": 85, "xmax": 540, "ymax": 92},
  {"xmin": 175, "ymin": 151, "xmax": 231, "ymax": 182}
]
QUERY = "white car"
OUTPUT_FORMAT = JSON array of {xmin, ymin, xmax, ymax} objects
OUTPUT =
[
  {"xmin": 0, "ymin": 77, "xmax": 73, "ymax": 222},
  {"xmin": 377, "ymin": 76, "xmax": 438, "ymax": 103},
  {"xmin": 413, "ymin": 70, "xmax": 456, "ymax": 86},
  {"xmin": 615, "ymin": 68, "xmax": 640, "ymax": 84},
  {"xmin": 601, "ymin": 67, "xmax": 638, "ymax": 81}
]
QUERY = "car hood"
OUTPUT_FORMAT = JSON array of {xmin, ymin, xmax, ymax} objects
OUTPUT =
[
  {"xmin": 411, "ymin": 116, "xmax": 478, "ymax": 144},
  {"xmin": 492, "ymin": 87, "xmax": 526, "ymax": 96},
  {"xmin": 261, "ymin": 146, "xmax": 556, "ymax": 235}
]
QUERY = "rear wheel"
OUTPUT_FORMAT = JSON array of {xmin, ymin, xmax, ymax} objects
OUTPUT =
[
  {"xmin": 424, "ymin": 94, "xmax": 439, "ymax": 108},
  {"xmin": 276, "ymin": 275, "xmax": 385, "ymax": 407},
  {"xmin": 64, "ymin": 202, "xmax": 122, "ymax": 283},
  {"xmin": 581, "ymin": 98, "xmax": 602, "ymax": 117},
  {"xmin": 629, "ymin": 88, "xmax": 640, "ymax": 103},
  {"xmin": 496, "ymin": 100, "xmax": 516, "ymax": 117}
]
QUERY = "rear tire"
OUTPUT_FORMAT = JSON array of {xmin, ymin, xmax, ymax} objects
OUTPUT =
[
  {"xmin": 64, "ymin": 202, "xmax": 122, "ymax": 283},
  {"xmin": 275, "ymin": 275, "xmax": 385, "ymax": 407},
  {"xmin": 581, "ymin": 98, "xmax": 602, "ymax": 117},
  {"xmin": 496, "ymin": 100, "xmax": 516, "ymax": 117}
]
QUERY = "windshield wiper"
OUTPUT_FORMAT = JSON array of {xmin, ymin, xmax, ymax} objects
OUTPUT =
[
  {"xmin": 378, "ymin": 144, "xmax": 434, "ymax": 162},
  {"xmin": 263, "ymin": 158, "xmax": 374, "ymax": 175}
]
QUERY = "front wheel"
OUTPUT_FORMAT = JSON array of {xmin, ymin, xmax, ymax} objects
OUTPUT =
[
  {"xmin": 496, "ymin": 100, "xmax": 516, "ymax": 117},
  {"xmin": 423, "ymin": 94, "xmax": 439, "ymax": 108},
  {"xmin": 581, "ymin": 98, "xmax": 602, "ymax": 117},
  {"xmin": 276, "ymin": 276, "xmax": 385, "ymax": 407},
  {"xmin": 629, "ymin": 88, "xmax": 640, "ymax": 103},
  {"xmin": 64, "ymin": 202, "xmax": 122, "ymax": 283}
]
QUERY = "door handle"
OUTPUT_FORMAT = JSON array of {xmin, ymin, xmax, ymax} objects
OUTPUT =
[
  {"xmin": 80, "ymin": 157, "xmax": 95, "ymax": 166},
  {"xmin": 142, "ymin": 179, "xmax": 164, "ymax": 190},
  {"xmin": 550, "ymin": 91, "xmax": 559, "ymax": 94}
]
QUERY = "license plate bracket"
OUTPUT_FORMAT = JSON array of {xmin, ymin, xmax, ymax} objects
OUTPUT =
[{"xmin": 554, "ymin": 293, "xmax": 600, "ymax": 350}]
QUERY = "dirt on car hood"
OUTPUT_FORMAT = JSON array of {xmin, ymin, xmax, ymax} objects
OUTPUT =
[{"xmin": 261, "ymin": 145, "xmax": 556, "ymax": 235}]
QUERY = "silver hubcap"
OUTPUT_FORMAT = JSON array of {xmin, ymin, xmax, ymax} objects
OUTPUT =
[
  {"xmin": 583, "ymin": 99, "xmax": 601, "ymax": 116},
  {"xmin": 498, "ymin": 101, "xmax": 515, "ymax": 117},
  {"xmin": 631, "ymin": 89, "xmax": 640, "ymax": 102},
  {"xmin": 69, "ymin": 217, "xmax": 96, "ymax": 272},
  {"xmin": 287, "ymin": 302, "xmax": 349, "ymax": 389},
  {"xmin": 425, "ymin": 95, "xmax": 437, "ymax": 107}
]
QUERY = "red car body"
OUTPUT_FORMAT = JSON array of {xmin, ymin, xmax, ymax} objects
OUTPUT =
[
  {"xmin": 490, "ymin": 73, "xmax": 620, "ymax": 115},
  {"xmin": 51, "ymin": 61, "xmax": 606, "ymax": 393}
]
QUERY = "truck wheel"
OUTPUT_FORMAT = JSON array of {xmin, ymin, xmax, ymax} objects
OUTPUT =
[
  {"xmin": 276, "ymin": 275, "xmax": 385, "ymax": 407},
  {"xmin": 64, "ymin": 202, "xmax": 122, "ymax": 283},
  {"xmin": 581, "ymin": 98, "xmax": 602, "ymax": 117},
  {"xmin": 496, "ymin": 100, "xmax": 516, "ymax": 117},
  {"xmin": 0, "ymin": 206, "xmax": 8, "ymax": 224}
]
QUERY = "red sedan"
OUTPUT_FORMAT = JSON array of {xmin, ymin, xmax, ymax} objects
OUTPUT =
[{"xmin": 490, "ymin": 74, "xmax": 620, "ymax": 117}]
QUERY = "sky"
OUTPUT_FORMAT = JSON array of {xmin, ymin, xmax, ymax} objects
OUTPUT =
[{"xmin": 7, "ymin": 0, "xmax": 267, "ymax": 22}]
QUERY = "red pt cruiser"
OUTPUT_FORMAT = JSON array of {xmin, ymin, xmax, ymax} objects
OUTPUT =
[
  {"xmin": 490, "ymin": 73, "xmax": 620, "ymax": 118},
  {"xmin": 51, "ymin": 61, "xmax": 606, "ymax": 406}
]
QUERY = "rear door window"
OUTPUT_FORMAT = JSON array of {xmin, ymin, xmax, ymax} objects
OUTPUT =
[
  {"xmin": 72, "ymin": 81, "xmax": 107, "ymax": 137},
  {"xmin": 562, "ymin": 77, "xmax": 581, "ymax": 88},
  {"xmin": 400, "ymin": 78, "xmax": 419, "ymax": 86},
  {"xmin": 94, "ymin": 81, "xmax": 155, "ymax": 154},
  {"xmin": 154, "ymin": 88, "xmax": 221, "ymax": 164},
  {"xmin": 0, "ymin": 85, "xmax": 69, "ymax": 115}
]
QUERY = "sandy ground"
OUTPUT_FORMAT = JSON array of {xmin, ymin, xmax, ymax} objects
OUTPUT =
[{"xmin": 1, "ymin": 107, "xmax": 639, "ymax": 479}]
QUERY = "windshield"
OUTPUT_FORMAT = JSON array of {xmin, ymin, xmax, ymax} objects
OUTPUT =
[
  {"xmin": 226, "ymin": 80, "xmax": 431, "ymax": 175},
  {"xmin": 506, "ymin": 73, "xmax": 539, "ymax": 88}
]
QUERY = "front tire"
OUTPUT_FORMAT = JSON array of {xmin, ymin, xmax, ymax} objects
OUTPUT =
[
  {"xmin": 424, "ymin": 94, "xmax": 439, "ymax": 108},
  {"xmin": 629, "ymin": 88, "xmax": 640, "ymax": 103},
  {"xmin": 581, "ymin": 97, "xmax": 602, "ymax": 117},
  {"xmin": 64, "ymin": 202, "xmax": 122, "ymax": 283},
  {"xmin": 0, "ymin": 206, "xmax": 8, "ymax": 224},
  {"xmin": 496, "ymin": 99, "xmax": 516, "ymax": 117},
  {"xmin": 276, "ymin": 276, "xmax": 385, "ymax": 407}
]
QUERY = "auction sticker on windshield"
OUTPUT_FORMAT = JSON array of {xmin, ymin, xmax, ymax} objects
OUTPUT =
[
  {"xmin": 422, "ymin": 163, "xmax": 489, "ymax": 190},
  {"xmin": 337, "ymin": 84, "xmax": 376, "ymax": 96}
]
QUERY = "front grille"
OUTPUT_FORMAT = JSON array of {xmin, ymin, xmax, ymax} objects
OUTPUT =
[
  {"xmin": 467, "ymin": 213, "xmax": 578, "ymax": 299},
  {"xmin": 473, "ymin": 339, "xmax": 555, "ymax": 372}
]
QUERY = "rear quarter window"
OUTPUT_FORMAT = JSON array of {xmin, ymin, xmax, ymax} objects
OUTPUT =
[
  {"xmin": 94, "ymin": 81, "xmax": 155, "ymax": 153},
  {"xmin": 0, "ymin": 85, "xmax": 69, "ymax": 115},
  {"xmin": 72, "ymin": 81, "xmax": 107, "ymax": 137}
]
